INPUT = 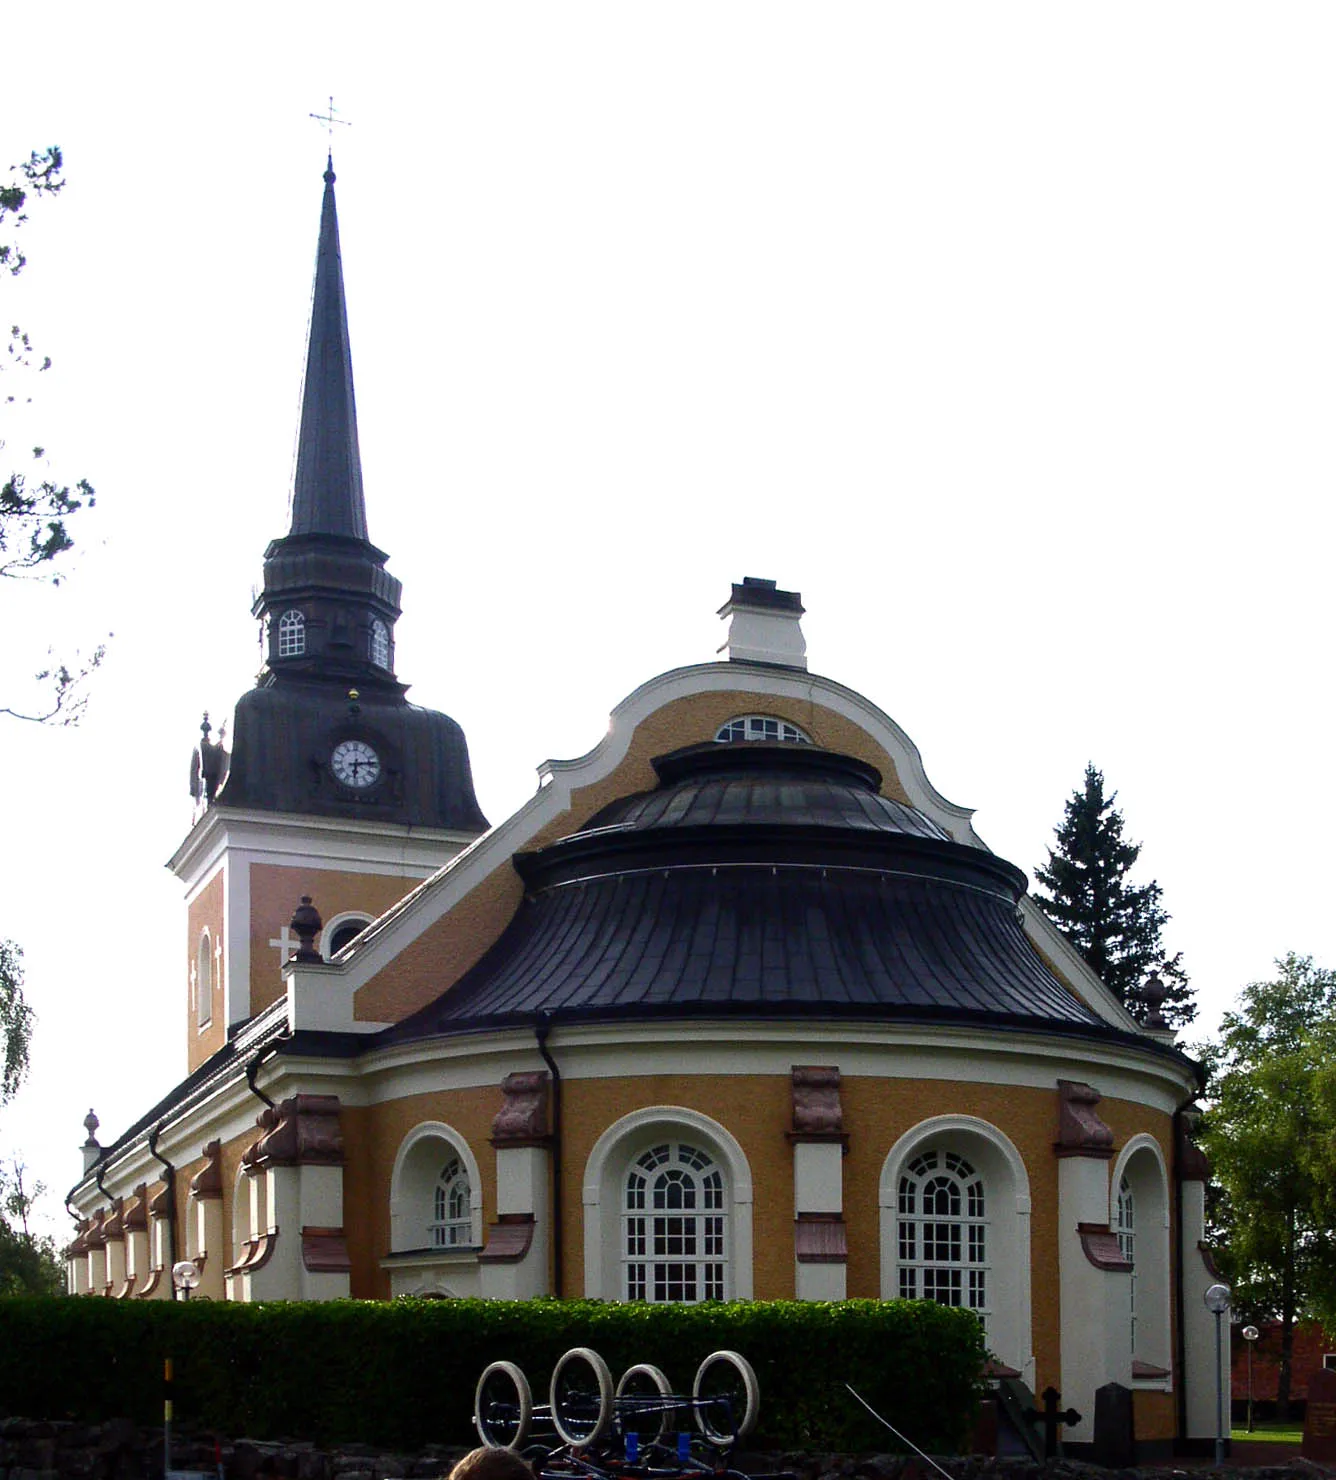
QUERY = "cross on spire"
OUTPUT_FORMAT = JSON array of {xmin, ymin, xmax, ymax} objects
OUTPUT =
[{"xmin": 309, "ymin": 96, "xmax": 352, "ymax": 143}]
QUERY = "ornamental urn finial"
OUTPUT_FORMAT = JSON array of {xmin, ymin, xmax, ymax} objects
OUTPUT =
[{"xmin": 290, "ymin": 896, "xmax": 324, "ymax": 964}]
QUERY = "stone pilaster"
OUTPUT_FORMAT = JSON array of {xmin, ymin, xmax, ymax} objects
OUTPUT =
[
  {"xmin": 481, "ymin": 1071, "xmax": 550, "ymax": 1298},
  {"xmin": 790, "ymin": 1066, "xmax": 848, "ymax": 1301}
]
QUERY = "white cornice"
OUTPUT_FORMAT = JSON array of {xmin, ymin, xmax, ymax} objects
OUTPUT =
[{"xmin": 167, "ymin": 805, "xmax": 475, "ymax": 887}]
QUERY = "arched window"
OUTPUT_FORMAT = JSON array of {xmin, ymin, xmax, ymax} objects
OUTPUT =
[
  {"xmin": 431, "ymin": 1157, "xmax": 472, "ymax": 1248},
  {"xmin": 897, "ymin": 1149, "xmax": 988, "ymax": 1326},
  {"xmin": 389, "ymin": 1123, "xmax": 483, "ymax": 1254},
  {"xmin": 584, "ymin": 1108, "xmax": 754, "ymax": 1302},
  {"xmin": 197, "ymin": 931, "xmax": 212, "ymax": 1029},
  {"xmin": 715, "ymin": 714, "xmax": 811, "ymax": 745},
  {"xmin": 324, "ymin": 914, "xmax": 371, "ymax": 957},
  {"xmin": 1116, "ymin": 1173, "xmax": 1136, "ymax": 1356},
  {"xmin": 880, "ymin": 1116, "xmax": 1032, "ymax": 1384},
  {"xmin": 622, "ymin": 1141, "xmax": 726, "ymax": 1302},
  {"xmin": 369, "ymin": 619, "xmax": 390, "ymax": 669},
  {"xmin": 278, "ymin": 609, "xmax": 305, "ymax": 658},
  {"xmin": 1111, "ymin": 1137, "xmax": 1170, "ymax": 1378}
]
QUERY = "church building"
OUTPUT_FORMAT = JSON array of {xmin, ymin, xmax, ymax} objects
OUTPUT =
[{"xmin": 66, "ymin": 159, "xmax": 1226, "ymax": 1455}]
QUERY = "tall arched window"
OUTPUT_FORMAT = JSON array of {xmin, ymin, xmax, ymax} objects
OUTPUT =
[
  {"xmin": 1116, "ymin": 1173, "xmax": 1136, "ymax": 1356},
  {"xmin": 197, "ymin": 931, "xmax": 212, "ymax": 1029},
  {"xmin": 369, "ymin": 619, "xmax": 390, "ymax": 669},
  {"xmin": 278, "ymin": 609, "xmax": 306, "ymax": 658},
  {"xmin": 1111, "ymin": 1137, "xmax": 1170, "ymax": 1377},
  {"xmin": 897, "ymin": 1149, "xmax": 988, "ymax": 1326},
  {"xmin": 431, "ymin": 1157, "xmax": 472, "ymax": 1248},
  {"xmin": 622, "ymin": 1141, "xmax": 726, "ymax": 1302}
]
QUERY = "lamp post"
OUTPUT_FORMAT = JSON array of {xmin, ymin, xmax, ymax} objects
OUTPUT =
[
  {"xmin": 1242, "ymin": 1325, "xmax": 1260, "ymax": 1433},
  {"xmin": 1205, "ymin": 1283, "xmax": 1233, "ymax": 1464},
  {"xmin": 171, "ymin": 1259, "xmax": 200, "ymax": 1301}
]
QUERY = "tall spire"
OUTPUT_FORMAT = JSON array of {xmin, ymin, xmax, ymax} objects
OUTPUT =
[{"xmin": 290, "ymin": 155, "xmax": 368, "ymax": 541}]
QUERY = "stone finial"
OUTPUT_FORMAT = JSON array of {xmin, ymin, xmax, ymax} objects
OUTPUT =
[
  {"xmin": 1055, "ymin": 1079, "xmax": 1114, "ymax": 1159},
  {"xmin": 290, "ymin": 897, "xmax": 324, "ymax": 963},
  {"xmin": 491, "ymin": 1071, "xmax": 550, "ymax": 1146},
  {"xmin": 189, "ymin": 1140, "xmax": 224, "ymax": 1200},
  {"xmin": 790, "ymin": 1066, "xmax": 845, "ymax": 1138},
  {"xmin": 1139, "ymin": 973, "xmax": 1169, "ymax": 1030},
  {"xmin": 717, "ymin": 577, "xmax": 807, "ymax": 670},
  {"xmin": 82, "ymin": 1108, "xmax": 102, "ymax": 1172},
  {"xmin": 250, "ymin": 1095, "xmax": 344, "ymax": 1168}
]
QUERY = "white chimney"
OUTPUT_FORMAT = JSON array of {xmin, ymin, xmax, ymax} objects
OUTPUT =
[{"xmin": 717, "ymin": 577, "xmax": 807, "ymax": 670}]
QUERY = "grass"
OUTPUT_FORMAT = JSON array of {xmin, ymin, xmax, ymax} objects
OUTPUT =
[{"xmin": 1231, "ymin": 1420, "xmax": 1304, "ymax": 1444}]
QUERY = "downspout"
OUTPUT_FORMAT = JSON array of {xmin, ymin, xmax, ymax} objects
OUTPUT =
[
  {"xmin": 147, "ymin": 1122, "xmax": 177, "ymax": 1271},
  {"xmin": 535, "ymin": 1011, "xmax": 563, "ymax": 1299},
  {"xmin": 245, "ymin": 1047, "xmax": 276, "ymax": 1110}
]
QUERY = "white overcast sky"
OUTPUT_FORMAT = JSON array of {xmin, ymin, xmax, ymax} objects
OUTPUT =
[{"xmin": 3, "ymin": 4, "xmax": 1334, "ymax": 1240}]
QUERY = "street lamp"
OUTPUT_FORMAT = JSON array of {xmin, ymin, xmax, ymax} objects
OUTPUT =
[
  {"xmin": 1242, "ymin": 1325, "xmax": 1260, "ymax": 1433},
  {"xmin": 1205, "ymin": 1283, "xmax": 1233, "ymax": 1464},
  {"xmin": 171, "ymin": 1259, "xmax": 200, "ymax": 1301}
]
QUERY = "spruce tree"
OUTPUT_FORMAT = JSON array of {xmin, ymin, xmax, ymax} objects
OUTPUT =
[{"xmin": 1033, "ymin": 763, "xmax": 1195, "ymax": 1026}]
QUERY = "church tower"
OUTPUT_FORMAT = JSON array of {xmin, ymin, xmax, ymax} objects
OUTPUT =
[{"xmin": 170, "ymin": 159, "xmax": 487, "ymax": 1071}]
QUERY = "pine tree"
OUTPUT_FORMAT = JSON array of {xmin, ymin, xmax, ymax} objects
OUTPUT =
[{"xmin": 1033, "ymin": 763, "xmax": 1195, "ymax": 1026}]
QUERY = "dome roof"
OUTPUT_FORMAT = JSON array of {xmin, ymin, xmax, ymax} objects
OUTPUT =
[
  {"xmin": 582, "ymin": 741, "xmax": 950, "ymax": 841},
  {"xmin": 381, "ymin": 740, "xmax": 1114, "ymax": 1045}
]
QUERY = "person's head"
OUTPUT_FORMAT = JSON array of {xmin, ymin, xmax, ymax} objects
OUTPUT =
[{"xmin": 447, "ymin": 1448, "xmax": 535, "ymax": 1480}]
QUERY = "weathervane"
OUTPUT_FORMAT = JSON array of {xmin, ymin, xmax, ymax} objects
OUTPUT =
[{"xmin": 309, "ymin": 96, "xmax": 352, "ymax": 142}]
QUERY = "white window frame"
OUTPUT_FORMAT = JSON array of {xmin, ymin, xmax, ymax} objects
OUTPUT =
[
  {"xmin": 430, "ymin": 1155, "xmax": 473, "ymax": 1249},
  {"xmin": 369, "ymin": 619, "xmax": 390, "ymax": 669},
  {"xmin": 323, "ymin": 911, "xmax": 373, "ymax": 960},
  {"xmin": 621, "ymin": 1140, "xmax": 727, "ymax": 1302},
  {"xmin": 583, "ymin": 1106, "xmax": 754, "ymax": 1302},
  {"xmin": 278, "ymin": 609, "xmax": 306, "ymax": 658},
  {"xmin": 714, "ymin": 714, "xmax": 811, "ymax": 745},
  {"xmin": 880, "ymin": 1115, "xmax": 1033, "ymax": 1386},
  {"xmin": 896, "ymin": 1148, "xmax": 990, "ymax": 1328}
]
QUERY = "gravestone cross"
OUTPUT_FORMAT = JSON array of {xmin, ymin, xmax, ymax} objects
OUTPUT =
[{"xmin": 1026, "ymin": 1387, "xmax": 1081, "ymax": 1459}]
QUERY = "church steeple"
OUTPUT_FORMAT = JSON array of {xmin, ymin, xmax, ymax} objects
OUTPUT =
[
  {"xmin": 289, "ymin": 155, "xmax": 368, "ymax": 543},
  {"xmin": 253, "ymin": 157, "xmax": 403, "ymax": 692}
]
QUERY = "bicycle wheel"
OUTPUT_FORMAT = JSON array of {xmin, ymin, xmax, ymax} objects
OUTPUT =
[
  {"xmin": 615, "ymin": 1362, "xmax": 675, "ymax": 1443},
  {"xmin": 692, "ymin": 1350, "xmax": 759, "ymax": 1445},
  {"xmin": 550, "ymin": 1346, "xmax": 614, "ymax": 1447},
  {"xmin": 475, "ymin": 1360, "xmax": 533, "ymax": 1450}
]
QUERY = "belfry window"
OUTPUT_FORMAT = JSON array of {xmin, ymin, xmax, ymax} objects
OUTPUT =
[
  {"xmin": 370, "ymin": 619, "xmax": 390, "ymax": 669},
  {"xmin": 278, "ymin": 609, "xmax": 306, "ymax": 658},
  {"xmin": 897, "ymin": 1149, "xmax": 989, "ymax": 1328},
  {"xmin": 715, "ymin": 715, "xmax": 811, "ymax": 745},
  {"xmin": 430, "ymin": 1157, "xmax": 472, "ymax": 1248},
  {"xmin": 622, "ymin": 1141, "xmax": 726, "ymax": 1302}
]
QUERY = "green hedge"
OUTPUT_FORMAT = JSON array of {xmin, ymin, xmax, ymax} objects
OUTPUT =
[{"xmin": 0, "ymin": 1297, "xmax": 984, "ymax": 1453}]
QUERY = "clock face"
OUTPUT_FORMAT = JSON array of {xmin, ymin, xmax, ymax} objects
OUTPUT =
[{"xmin": 331, "ymin": 739, "xmax": 381, "ymax": 789}]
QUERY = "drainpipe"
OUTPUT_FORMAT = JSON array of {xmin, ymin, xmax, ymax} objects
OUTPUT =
[
  {"xmin": 245, "ymin": 1048, "xmax": 276, "ymax": 1110},
  {"xmin": 147, "ymin": 1122, "xmax": 177, "ymax": 1271},
  {"xmin": 535, "ymin": 1012, "xmax": 563, "ymax": 1299}
]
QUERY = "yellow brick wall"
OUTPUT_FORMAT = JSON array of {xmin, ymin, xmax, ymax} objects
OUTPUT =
[{"xmin": 249, "ymin": 862, "xmax": 425, "ymax": 1016}]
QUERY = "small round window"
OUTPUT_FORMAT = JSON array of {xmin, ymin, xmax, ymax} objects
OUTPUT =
[{"xmin": 715, "ymin": 715, "xmax": 811, "ymax": 745}]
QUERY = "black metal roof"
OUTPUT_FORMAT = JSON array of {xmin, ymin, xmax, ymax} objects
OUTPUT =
[
  {"xmin": 290, "ymin": 157, "xmax": 367, "ymax": 543},
  {"xmin": 217, "ymin": 679, "xmax": 487, "ymax": 831},
  {"xmin": 379, "ymin": 742, "xmax": 1111, "ymax": 1041}
]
